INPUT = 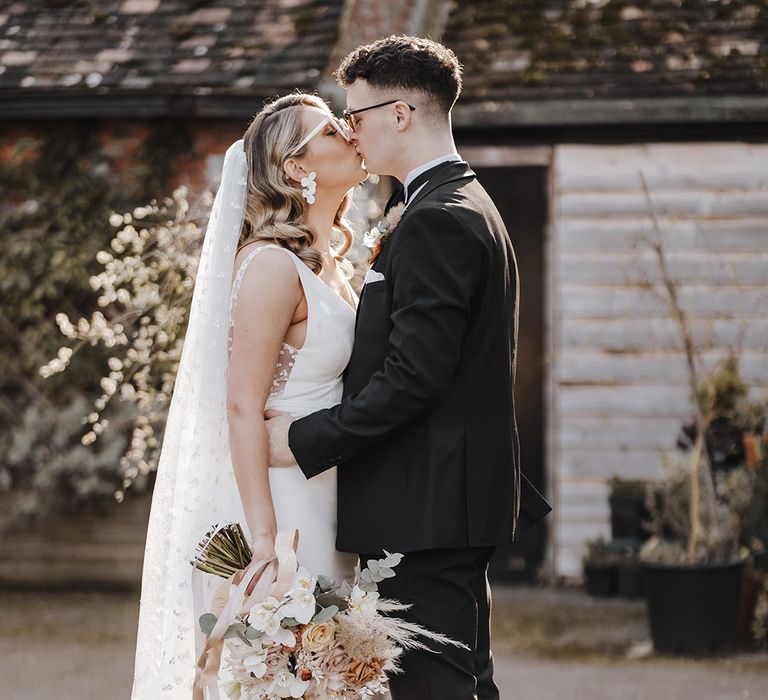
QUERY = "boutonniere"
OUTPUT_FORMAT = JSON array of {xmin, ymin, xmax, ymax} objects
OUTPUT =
[{"xmin": 363, "ymin": 202, "xmax": 406, "ymax": 264}]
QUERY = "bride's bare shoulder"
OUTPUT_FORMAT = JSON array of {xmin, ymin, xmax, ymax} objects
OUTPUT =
[{"xmin": 233, "ymin": 242, "xmax": 301, "ymax": 297}]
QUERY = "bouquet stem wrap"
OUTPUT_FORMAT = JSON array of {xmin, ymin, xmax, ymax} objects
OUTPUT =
[{"xmin": 192, "ymin": 530, "xmax": 300, "ymax": 699}]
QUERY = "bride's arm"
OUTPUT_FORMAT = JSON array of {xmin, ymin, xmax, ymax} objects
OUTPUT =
[{"xmin": 227, "ymin": 248, "xmax": 303, "ymax": 555}]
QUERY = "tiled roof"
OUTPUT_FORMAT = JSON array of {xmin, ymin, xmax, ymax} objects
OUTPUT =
[
  {"xmin": 0, "ymin": 0, "xmax": 344, "ymax": 110},
  {"xmin": 443, "ymin": 0, "xmax": 768, "ymax": 104}
]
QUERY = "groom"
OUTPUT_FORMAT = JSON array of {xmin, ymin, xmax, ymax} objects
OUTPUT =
[{"xmin": 267, "ymin": 35, "xmax": 551, "ymax": 699}]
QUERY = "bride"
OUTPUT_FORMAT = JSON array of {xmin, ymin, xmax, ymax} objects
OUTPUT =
[{"xmin": 131, "ymin": 93, "xmax": 369, "ymax": 697}]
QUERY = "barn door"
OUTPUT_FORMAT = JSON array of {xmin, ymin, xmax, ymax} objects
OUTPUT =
[{"xmin": 473, "ymin": 165, "xmax": 549, "ymax": 582}]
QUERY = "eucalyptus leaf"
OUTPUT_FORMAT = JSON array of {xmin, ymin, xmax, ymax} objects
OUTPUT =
[
  {"xmin": 379, "ymin": 567, "xmax": 396, "ymax": 578},
  {"xmin": 244, "ymin": 626, "xmax": 263, "ymax": 640},
  {"xmin": 316, "ymin": 592, "xmax": 348, "ymax": 609},
  {"xmin": 359, "ymin": 579, "xmax": 378, "ymax": 592},
  {"xmin": 366, "ymin": 559, "xmax": 381, "ymax": 575},
  {"xmin": 224, "ymin": 622, "xmax": 248, "ymax": 640},
  {"xmin": 316, "ymin": 574, "xmax": 336, "ymax": 592},
  {"xmin": 382, "ymin": 551, "xmax": 404, "ymax": 567},
  {"xmin": 236, "ymin": 630, "xmax": 252, "ymax": 646},
  {"xmin": 312, "ymin": 604, "xmax": 339, "ymax": 624},
  {"xmin": 199, "ymin": 612, "xmax": 217, "ymax": 636},
  {"xmin": 280, "ymin": 616, "xmax": 300, "ymax": 628}
]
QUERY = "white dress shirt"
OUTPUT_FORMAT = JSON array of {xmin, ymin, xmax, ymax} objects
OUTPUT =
[{"xmin": 403, "ymin": 153, "xmax": 462, "ymax": 204}]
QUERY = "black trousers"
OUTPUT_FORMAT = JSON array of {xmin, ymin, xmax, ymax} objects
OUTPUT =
[{"xmin": 358, "ymin": 545, "xmax": 499, "ymax": 700}]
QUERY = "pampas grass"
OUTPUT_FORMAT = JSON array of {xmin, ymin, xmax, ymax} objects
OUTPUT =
[{"xmin": 336, "ymin": 597, "xmax": 468, "ymax": 670}]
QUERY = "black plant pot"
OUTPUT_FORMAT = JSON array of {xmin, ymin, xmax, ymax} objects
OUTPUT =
[
  {"xmin": 616, "ymin": 563, "xmax": 645, "ymax": 598},
  {"xmin": 584, "ymin": 564, "xmax": 617, "ymax": 597},
  {"xmin": 643, "ymin": 560, "xmax": 746, "ymax": 654}
]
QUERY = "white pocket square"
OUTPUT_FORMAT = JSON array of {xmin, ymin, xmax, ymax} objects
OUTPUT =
[{"xmin": 364, "ymin": 269, "xmax": 385, "ymax": 285}]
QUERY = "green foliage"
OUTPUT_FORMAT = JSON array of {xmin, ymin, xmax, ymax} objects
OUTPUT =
[
  {"xmin": 607, "ymin": 477, "xmax": 647, "ymax": 503},
  {"xmin": 744, "ymin": 465, "xmax": 768, "ymax": 571},
  {"xmin": 0, "ymin": 122, "xmax": 191, "ymax": 528},
  {"xmin": 0, "ymin": 128, "xmax": 116, "ymax": 404},
  {"xmin": 697, "ymin": 355, "xmax": 748, "ymax": 421},
  {"xmin": 0, "ymin": 395, "xmax": 131, "ymax": 533}
]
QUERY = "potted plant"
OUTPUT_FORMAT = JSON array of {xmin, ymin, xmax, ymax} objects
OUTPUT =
[
  {"xmin": 582, "ymin": 537, "xmax": 623, "ymax": 597},
  {"xmin": 738, "ymin": 419, "xmax": 768, "ymax": 647},
  {"xmin": 637, "ymin": 178, "xmax": 762, "ymax": 655},
  {"xmin": 608, "ymin": 477, "xmax": 650, "ymax": 544}
]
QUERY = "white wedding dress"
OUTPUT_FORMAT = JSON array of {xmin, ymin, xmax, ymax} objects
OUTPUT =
[
  {"xmin": 229, "ymin": 243, "xmax": 359, "ymax": 582},
  {"xmin": 132, "ymin": 241, "xmax": 360, "ymax": 698},
  {"xmin": 132, "ymin": 139, "xmax": 384, "ymax": 699}
]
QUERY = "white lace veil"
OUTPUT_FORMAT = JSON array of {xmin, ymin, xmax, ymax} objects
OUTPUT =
[{"xmin": 131, "ymin": 140, "xmax": 250, "ymax": 699}]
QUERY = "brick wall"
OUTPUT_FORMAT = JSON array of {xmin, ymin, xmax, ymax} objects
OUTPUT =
[{"xmin": 0, "ymin": 118, "xmax": 245, "ymax": 200}]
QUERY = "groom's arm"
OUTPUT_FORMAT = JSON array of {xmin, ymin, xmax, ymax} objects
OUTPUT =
[{"xmin": 289, "ymin": 206, "xmax": 483, "ymax": 479}]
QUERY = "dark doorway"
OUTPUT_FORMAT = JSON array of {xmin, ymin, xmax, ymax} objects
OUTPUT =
[{"xmin": 473, "ymin": 165, "xmax": 549, "ymax": 582}]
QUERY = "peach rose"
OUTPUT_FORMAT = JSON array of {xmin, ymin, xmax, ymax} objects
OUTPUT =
[
  {"xmin": 342, "ymin": 658, "xmax": 384, "ymax": 688},
  {"xmin": 301, "ymin": 620, "xmax": 336, "ymax": 653},
  {"xmin": 320, "ymin": 642, "xmax": 350, "ymax": 675}
]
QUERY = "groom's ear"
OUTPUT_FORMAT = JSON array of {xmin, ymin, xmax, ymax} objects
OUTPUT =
[{"xmin": 393, "ymin": 101, "xmax": 414, "ymax": 132}]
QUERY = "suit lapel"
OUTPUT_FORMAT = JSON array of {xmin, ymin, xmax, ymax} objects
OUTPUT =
[
  {"xmin": 353, "ymin": 161, "xmax": 475, "ymax": 335},
  {"xmin": 404, "ymin": 160, "xmax": 475, "ymax": 211}
]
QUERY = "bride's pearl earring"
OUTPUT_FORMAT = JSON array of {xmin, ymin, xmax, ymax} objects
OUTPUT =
[{"xmin": 301, "ymin": 171, "xmax": 317, "ymax": 205}]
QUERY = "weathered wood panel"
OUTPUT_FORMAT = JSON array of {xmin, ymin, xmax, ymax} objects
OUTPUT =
[
  {"xmin": 556, "ymin": 143, "xmax": 768, "ymax": 191},
  {"xmin": 559, "ymin": 285, "xmax": 768, "ymax": 319},
  {"xmin": 558, "ymin": 351, "xmax": 768, "ymax": 386},
  {"xmin": 559, "ymin": 190, "xmax": 768, "ymax": 218},
  {"xmin": 559, "ymin": 252, "xmax": 768, "ymax": 286},
  {"xmin": 551, "ymin": 142, "xmax": 768, "ymax": 578},
  {"xmin": 559, "ymin": 417, "xmax": 681, "ymax": 450},
  {"xmin": 0, "ymin": 495, "xmax": 150, "ymax": 589},
  {"xmin": 561, "ymin": 318, "xmax": 768, "ymax": 352},
  {"xmin": 559, "ymin": 218, "xmax": 768, "ymax": 252},
  {"xmin": 559, "ymin": 450, "xmax": 669, "ymax": 481}
]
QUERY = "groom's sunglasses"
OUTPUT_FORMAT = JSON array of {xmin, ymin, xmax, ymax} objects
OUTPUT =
[{"xmin": 342, "ymin": 99, "xmax": 416, "ymax": 130}]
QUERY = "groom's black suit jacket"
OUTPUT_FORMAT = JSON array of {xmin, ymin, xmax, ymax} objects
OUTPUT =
[{"xmin": 289, "ymin": 160, "xmax": 551, "ymax": 554}]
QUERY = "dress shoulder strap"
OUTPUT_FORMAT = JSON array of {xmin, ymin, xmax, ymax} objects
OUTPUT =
[
  {"xmin": 228, "ymin": 244, "xmax": 298, "ymax": 340},
  {"xmin": 231, "ymin": 243, "xmax": 289, "ymax": 301}
]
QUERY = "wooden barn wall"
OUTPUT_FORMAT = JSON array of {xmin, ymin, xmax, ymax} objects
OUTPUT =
[{"xmin": 550, "ymin": 142, "xmax": 768, "ymax": 578}]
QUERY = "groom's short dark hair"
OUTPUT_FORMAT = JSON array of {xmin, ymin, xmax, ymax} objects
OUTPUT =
[{"xmin": 335, "ymin": 35, "xmax": 463, "ymax": 115}]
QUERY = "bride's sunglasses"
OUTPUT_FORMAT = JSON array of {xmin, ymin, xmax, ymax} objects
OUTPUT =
[
  {"xmin": 342, "ymin": 99, "xmax": 416, "ymax": 130},
  {"xmin": 293, "ymin": 113, "xmax": 353, "ymax": 153}
]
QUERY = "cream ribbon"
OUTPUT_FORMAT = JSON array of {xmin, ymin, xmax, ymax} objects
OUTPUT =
[{"xmin": 192, "ymin": 530, "xmax": 300, "ymax": 699}]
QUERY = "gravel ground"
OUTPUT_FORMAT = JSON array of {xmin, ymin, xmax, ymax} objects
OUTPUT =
[{"xmin": 1, "ymin": 586, "xmax": 766, "ymax": 700}]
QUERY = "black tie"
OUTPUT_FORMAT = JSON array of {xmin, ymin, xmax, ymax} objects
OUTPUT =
[{"xmin": 383, "ymin": 160, "xmax": 458, "ymax": 215}]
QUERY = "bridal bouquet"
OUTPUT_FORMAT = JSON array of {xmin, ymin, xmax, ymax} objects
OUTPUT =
[{"xmin": 191, "ymin": 524, "xmax": 458, "ymax": 699}]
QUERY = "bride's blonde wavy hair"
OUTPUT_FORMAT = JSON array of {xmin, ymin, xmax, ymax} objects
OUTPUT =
[{"xmin": 239, "ymin": 93, "xmax": 355, "ymax": 275}]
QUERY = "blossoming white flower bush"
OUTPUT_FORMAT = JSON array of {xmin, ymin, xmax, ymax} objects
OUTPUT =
[{"xmin": 39, "ymin": 187, "xmax": 211, "ymax": 499}]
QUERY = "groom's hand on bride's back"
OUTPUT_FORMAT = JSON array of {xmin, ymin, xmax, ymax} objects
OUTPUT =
[{"xmin": 264, "ymin": 410, "xmax": 298, "ymax": 467}]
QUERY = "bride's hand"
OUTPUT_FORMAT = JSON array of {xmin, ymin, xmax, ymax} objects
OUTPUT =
[{"xmin": 245, "ymin": 534, "xmax": 276, "ymax": 596}]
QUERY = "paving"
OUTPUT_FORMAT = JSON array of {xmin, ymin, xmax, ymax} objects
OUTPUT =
[{"xmin": 1, "ymin": 585, "xmax": 766, "ymax": 699}]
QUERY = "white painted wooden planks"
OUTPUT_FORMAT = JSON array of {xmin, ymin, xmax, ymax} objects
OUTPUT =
[
  {"xmin": 561, "ymin": 318, "xmax": 768, "ymax": 352},
  {"xmin": 551, "ymin": 142, "xmax": 768, "ymax": 578},
  {"xmin": 558, "ymin": 350, "xmax": 768, "ymax": 385},
  {"xmin": 559, "ymin": 218, "xmax": 768, "ymax": 252},
  {"xmin": 555, "ymin": 143, "xmax": 768, "ymax": 191},
  {"xmin": 559, "ymin": 252, "xmax": 768, "ymax": 286}
]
